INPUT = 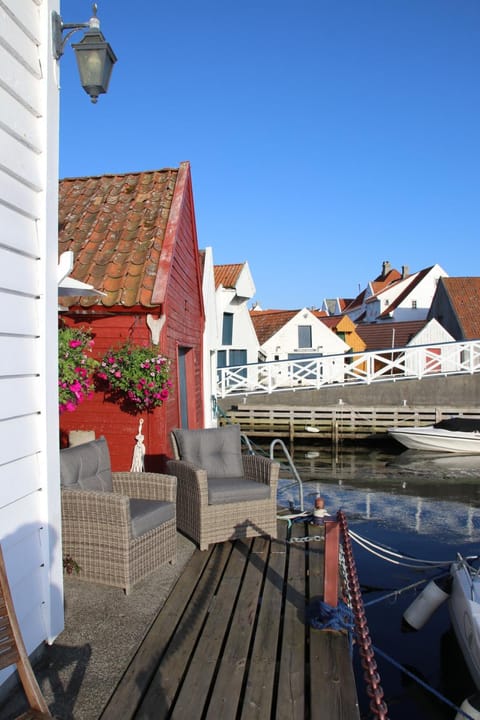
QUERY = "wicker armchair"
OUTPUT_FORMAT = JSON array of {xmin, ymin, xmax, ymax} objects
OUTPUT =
[
  {"xmin": 60, "ymin": 438, "xmax": 176, "ymax": 594},
  {"xmin": 167, "ymin": 425, "xmax": 279, "ymax": 551}
]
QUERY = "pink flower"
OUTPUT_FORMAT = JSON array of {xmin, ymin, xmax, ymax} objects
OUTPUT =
[{"xmin": 69, "ymin": 340, "xmax": 82, "ymax": 348}]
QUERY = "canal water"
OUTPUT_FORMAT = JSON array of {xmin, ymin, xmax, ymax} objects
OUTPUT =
[{"xmin": 275, "ymin": 441, "xmax": 480, "ymax": 720}]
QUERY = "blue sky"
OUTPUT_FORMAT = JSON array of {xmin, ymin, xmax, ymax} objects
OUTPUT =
[{"xmin": 58, "ymin": 1, "xmax": 480, "ymax": 309}]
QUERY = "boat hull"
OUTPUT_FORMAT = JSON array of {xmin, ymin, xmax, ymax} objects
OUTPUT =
[
  {"xmin": 388, "ymin": 426, "xmax": 480, "ymax": 453},
  {"xmin": 449, "ymin": 560, "xmax": 480, "ymax": 691}
]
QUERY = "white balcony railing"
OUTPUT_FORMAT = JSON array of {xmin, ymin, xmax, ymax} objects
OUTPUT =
[{"xmin": 216, "ymin": 339, "xmax": 480, "ymax": 398}]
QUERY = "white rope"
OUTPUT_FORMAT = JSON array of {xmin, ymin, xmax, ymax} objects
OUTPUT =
[
  {"xmin": 349, "ymin": 529, "xmax": 454, "ymax": 568},
  {"xmin": 130, "ymin": 418, "xmax": 145, "ymax": 472}
]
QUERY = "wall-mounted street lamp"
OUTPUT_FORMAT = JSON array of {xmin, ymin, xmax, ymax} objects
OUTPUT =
[{"xmin": 52, "ymin": 4, "xmax": 117, "ymax": 104}]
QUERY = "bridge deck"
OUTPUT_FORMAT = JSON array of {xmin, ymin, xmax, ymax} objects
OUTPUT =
[{"xmin": 100, "ymin": 521, "xmax": 360, "ymax": 720}]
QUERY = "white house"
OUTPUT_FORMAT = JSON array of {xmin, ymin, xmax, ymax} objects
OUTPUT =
[
  {"xmin": 215, "ymin": 262, "xmax": 260, "ymax": 388},
  {"xmin": 0, "ymin": 0, "xmax": 63, "ymax": 693},
  {"xmin": 250, "ymin": 308, "xmax": 349, "ymax": 383},
  {"xmin": 404, "ymin": 318, "xmax": 457, "ymax": 376},
  {"xmin": 201, "ymin": 248, "xmax": 220, "ymax": 426},
  {"xmin": 358, "ymin": 264, "xmax": 449, "ymax": 323}
]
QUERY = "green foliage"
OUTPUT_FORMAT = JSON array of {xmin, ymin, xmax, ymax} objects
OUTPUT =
[
  {"xmin": 58, "ymin": 326, "xmax": 99, "ymax": 414},
  {"xmin": 96, "ymin": 341, "xmax": 171, "ymax": 412}
]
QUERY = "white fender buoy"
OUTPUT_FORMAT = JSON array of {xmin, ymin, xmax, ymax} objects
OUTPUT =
[
  {"xmin": 403, "ymin": 579, "xmax": 450, "ymax": 631},
  {"xmin": 455, "ymin": 692, "xmax": 480, "ymax": 720}
]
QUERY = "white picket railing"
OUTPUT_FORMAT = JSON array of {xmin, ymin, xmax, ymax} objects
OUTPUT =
[{"xmin": 216, "ymin": 339, "xmax": 480, "ymax": 398}]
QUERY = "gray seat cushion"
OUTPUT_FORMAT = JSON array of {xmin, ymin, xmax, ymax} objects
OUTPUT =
[
  {"xmin": 207, "ymin": 477, "xmax": 270, "ymax": 505},
  {"xmin": 129, "ymin": 499, "xmax": 175, "ymax": 538},
  {"xmin": 172, "ymin": 425, "xmax": 244, "ymax": 479},
  {"xmin": 60, "ymin": 436, "xmax": 113, "ymax": 492}
]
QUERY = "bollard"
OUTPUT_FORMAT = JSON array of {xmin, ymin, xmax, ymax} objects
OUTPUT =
[{"xmin": 324, "ymin": 520, "xmax": 340, "ymax": 607}]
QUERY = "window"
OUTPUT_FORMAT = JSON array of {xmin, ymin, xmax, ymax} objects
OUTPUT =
[
  {"xmin": 412, "ymin": 300, "xmax": 417, "ymax": 309},
  {"xmin": 298, "ymin": 325, "xmax": 312, "ymax": 348},
  {"xmin": 229, "ymin": 349, "xmax": 247, "ymax": 367},
  {"xmin": 222, "ymin": 313, "xmax": 233, "ymax": 345}
]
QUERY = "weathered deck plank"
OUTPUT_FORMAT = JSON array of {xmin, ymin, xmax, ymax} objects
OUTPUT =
[
  {"xmin": 276, "ymin": 521, "xmax": 306, "ymax": 719},
  {"xmin": 307, "ymin": 522, "xmax": 360, "ymax": 720},
  {"xmin": 204, "ymin": 537, "xmax": 269, "ymax": 718},
  {"xmin": 99, "ymin": 545, "xmax": 215, "ymax": 720},
  {"xmin": 101, "ymin": 520, "xmax": 360, "ymax": 720},
  {"xmin": 239, "ymin": 525, "xmax": 288, "ymax": 720},
  {"xmin": 135, "ymin": 542, "xmax": 232, "ymax": 718},
  {"xmin": 170, "ymin": 540, "xmax": 251, "ymax": 718}
]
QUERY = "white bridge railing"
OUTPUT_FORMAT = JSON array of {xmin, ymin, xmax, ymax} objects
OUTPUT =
[{"xmin": 216, "ymin": 339, "xmax": 480, "ymax": 398}]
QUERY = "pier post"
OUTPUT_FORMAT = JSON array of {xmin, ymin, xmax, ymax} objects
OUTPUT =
[{"xmin": 324, "ymin": 520, "xmax": 340, "ymax": 607}]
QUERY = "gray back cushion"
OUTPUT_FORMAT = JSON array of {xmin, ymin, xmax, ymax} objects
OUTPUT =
[
  {"xmin": 60, "ymin": 436, "xmax": 113, "ymax": 492},
  {"xmin": 172, "ymin": 425, "xmax": 244, "ymax": 479}
]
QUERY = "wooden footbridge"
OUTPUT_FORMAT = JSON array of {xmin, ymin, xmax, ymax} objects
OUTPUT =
[
  {"xmin": 216, "ymin": 339, "xmax": 480, "ymax": 399},
  {"xmin": 99, "ymin": 519, "xmax": 361, "ymax": 720}
]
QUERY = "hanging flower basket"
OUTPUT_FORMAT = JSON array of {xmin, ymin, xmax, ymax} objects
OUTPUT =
[
  {"xmin": 58, "ymin": 326, "xmax": 99, "ymax": 414},
  {"xmin": 96, "ymin": 341, "xmax": 172, "ymax": 413}
]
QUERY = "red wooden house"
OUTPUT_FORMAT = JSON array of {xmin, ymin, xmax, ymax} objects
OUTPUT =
[{"xmin": 58, "ymin": 162, "xmax": 205, "ymax": 471}]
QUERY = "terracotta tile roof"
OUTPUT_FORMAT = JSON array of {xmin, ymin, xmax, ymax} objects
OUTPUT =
[
  {"xmin": 376, "ymin": 266, "xmax": 432, "ymax": 318},
  {"xmin": 344, "ymin": 269, "xmax": 402, "ymax": 312},
  {"xmin": 371, "ymin": 268, "xmax": 402, "ymax": 293},
  {"xmin": 214, "ymin": 264, "xmax": 244, "ymax": 290},
  {"xmin": 250, "ymin": 309, "xmax": 300, "ymax": 345},
  {"xmin": 356, "ymin": 320, "xmax": 426, "ymax": 350},
  {"xmin": 344, "ymin": 288, "xmax": 368, "ymax": 312},
  {"xmin": 338, "ymin": 298, "xmax": 354, "ymax": 311},
  {"xmin": 441, "ymin": 277, "xmax": 480, "ymax": 339},
  {"xmin": 316, "ymin": 314, "xmax": 339, "ymax": 328},
  {"xmin": 58, "ymin": 167, "xmax": 180, "ymax": 308}
]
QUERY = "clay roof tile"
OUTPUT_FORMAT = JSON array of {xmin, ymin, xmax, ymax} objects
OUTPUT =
[{"xmin": 58, "ymin": 167, "xmax": 181, "ymax": 308}]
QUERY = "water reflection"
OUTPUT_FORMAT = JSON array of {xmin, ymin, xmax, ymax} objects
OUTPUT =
[
  {"xmin": 271, "ymin": 441, "xmax": 480, "ymax": 720},
  {"xmin": 275, "ymin": 444, "xmax": 480, "ymax": 543}
]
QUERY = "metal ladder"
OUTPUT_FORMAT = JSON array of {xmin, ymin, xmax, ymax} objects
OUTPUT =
[{"xmin": 241, "ymin": 434, "xmax": 304, "ymax": 512}]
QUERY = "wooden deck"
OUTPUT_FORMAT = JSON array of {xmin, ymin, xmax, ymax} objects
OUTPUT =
[{"xmin": 99, "ymin": 520, "xmax": 360, "ymax": 720}]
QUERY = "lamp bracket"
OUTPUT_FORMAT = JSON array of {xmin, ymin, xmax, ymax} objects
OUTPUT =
[{"xmin": 52, "ymin": 4, "xmax": 100, "ymax": 60}]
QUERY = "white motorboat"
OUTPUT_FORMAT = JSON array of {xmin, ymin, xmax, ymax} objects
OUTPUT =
[
  {"xmin": 449, "ymin": 556, "xmax": 480, "ymax": 691},
  {"xmin": 388, "ymin": 418, "xmax": 480, "ymax": 453}
]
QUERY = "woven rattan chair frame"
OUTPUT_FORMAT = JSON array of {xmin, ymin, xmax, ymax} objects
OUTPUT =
[
  {"xmin": 61, "ymin": 472, "xmax": 177, "ymax": 594},
  {"xmin": 167, "ymin": 432, "xmax": 280, "ymax": 551},
  {"xmin": 0, "ymin": 545, "xmax": 52, "ymax": 719}
]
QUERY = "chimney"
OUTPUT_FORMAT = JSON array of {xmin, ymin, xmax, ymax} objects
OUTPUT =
[
  {"xmin": 382, "ymin": 260, "xmax": 391, "ymax": 278},
  {"xmin": 402, "ymin": 265, "xmax": 409, "ymax": 279}
]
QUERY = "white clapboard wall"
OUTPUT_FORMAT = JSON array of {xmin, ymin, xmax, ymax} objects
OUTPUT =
[{"xmin": 0, "ymin": 0, "xmax": 63, "ymax": 688}]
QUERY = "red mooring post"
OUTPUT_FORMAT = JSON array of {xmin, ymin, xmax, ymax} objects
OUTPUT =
[{"xmin": 324, "ymin": 520, "xmax": 340, "ymax": 607}]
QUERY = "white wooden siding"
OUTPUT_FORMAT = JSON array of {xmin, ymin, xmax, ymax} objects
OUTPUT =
[{"xmin": 0, "ymin": 0, "xmax": 63, "ymax": 689}]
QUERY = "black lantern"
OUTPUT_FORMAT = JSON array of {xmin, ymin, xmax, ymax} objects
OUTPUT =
[
  {"xmin": 51, "ymin": 5, "xmax": 117, "ymax": 104},
  {"xmin": 72, "ymin": 27, "xmax": 117, "ymax": 103}
]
